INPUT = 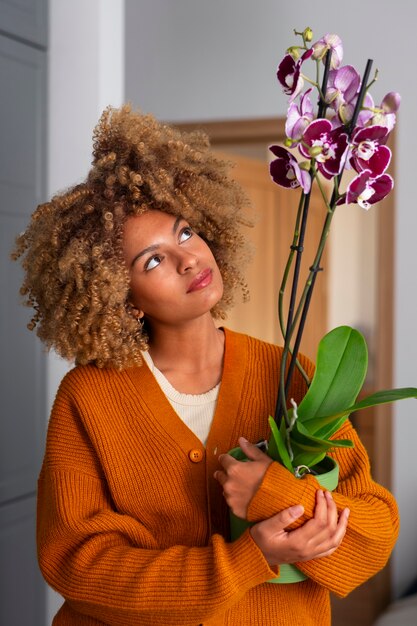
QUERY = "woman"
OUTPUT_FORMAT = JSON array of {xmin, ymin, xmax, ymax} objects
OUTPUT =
[{"xmin": 13, "ymin": 106, "xmax": 399, "ymax": 626}]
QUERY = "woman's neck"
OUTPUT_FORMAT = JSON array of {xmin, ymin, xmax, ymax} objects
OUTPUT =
[{"xmin": 146, "ymin": 316, "xmax": 225, "ymax": 394}]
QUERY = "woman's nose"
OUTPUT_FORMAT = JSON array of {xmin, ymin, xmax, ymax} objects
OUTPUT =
[{"xmin": 176, "ymin": 249, "xmax": 198, "ymax": 273}]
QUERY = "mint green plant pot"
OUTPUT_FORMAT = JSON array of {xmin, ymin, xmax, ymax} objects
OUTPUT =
[{"xmin": 228, "ymin": 448, "xmax": 339, "ymax": 584}]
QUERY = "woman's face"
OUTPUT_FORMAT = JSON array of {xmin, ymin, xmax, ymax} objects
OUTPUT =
[{"xmin": 123, "ymin": 210, "xmax": 224, "ymax": 329}]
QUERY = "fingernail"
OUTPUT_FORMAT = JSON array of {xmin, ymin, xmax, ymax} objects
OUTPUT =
[
  {"xmin": 239, "ymin": 436, "xmax": 249, "ymax": 444},
  {"xmin": 289, "ymin": 504, "xmax": 304, "ymax": 517},
  {"xmin": 345, "ymin": 508, "xmax": 350, "ymax": 519}
]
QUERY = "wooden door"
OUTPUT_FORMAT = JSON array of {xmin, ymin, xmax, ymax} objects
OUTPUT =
[
  {"xmin": 175, "ymin": 118, "xmax": 395, "ymax": 624},
  {"xmin": 218, "ymin": 151, "xmax": 328, "ymax": 362}
]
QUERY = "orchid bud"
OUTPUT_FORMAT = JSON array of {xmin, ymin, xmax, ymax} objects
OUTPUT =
[
  {"xmin": 381, "ymin": 91, "xmax": 401, "ymax": 113},
  {"xmin": 312, "ymin": 43, "xmax": 326, "ymax": 61},
  {"xmin": 309, "ymin": 145, "xmax": 323, "ymax": 158},
  {"xmin": 339, "ymin": 103, "xmax": 352, "ymax": 125},
  {"xmin": 284, "ymin": 137, "xmax": 293, "ymax": 147},
  {"xmin": 325, "ymin": 90, "xmax": 338, "ymax": 105},
  {"xmin": 287, "ymin": 46, "xmax": 300, "ymax": 60},
  {"xmin": 299, "ymin": 160, "xmax": 311, "ymax": 171},
  {"xmin": 303, "ymin": 27, "xmax": 313, "ymax": 42}
]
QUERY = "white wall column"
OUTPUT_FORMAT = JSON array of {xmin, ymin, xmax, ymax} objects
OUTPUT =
[{"xmin": 46, "ymin": 1, "xmax": 125, "ymax": 621}]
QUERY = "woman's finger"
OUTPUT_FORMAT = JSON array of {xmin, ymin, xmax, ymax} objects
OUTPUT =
[
  {"xmin": 217, "ymin": 453, "xmax": 239, "ymax": 471},
  {"xmin": 324, "ymin": 490, "xmax": 338, "ymax": 530},
  {"xmin": 213, "ymin": 470, "xmax": 227, "ymax": 486},
  {"xmin": 296, "ymin": 490, "xmax": 329, "ymax": 542}
]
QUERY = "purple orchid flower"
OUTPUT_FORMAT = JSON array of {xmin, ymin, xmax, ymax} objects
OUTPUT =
[
  {"xmin": 365, "ymin": 91, "xmax": 401, "ymax": 132},
  {"xmin": 354, "ymin": 92, "xmax": 375, "ymax": 128},
  {"xmin": 299, "ymin": 119, "xmax": 349, "ymax": 179},
  {"xmin": 341, "ymin": 169, "xmax": 393, "ymax": 210},
  {"xmin": 285, "ymin": 88, "xmax": 314, "ymax": 145},
  {"xmin": 269, "ymin": 145, "xmax": 311, "ymax": 194},
  {"xmin": 312, "ymin": 33, "xmax": 343, "ymax": 69},
  {"xmin": 277, "ymin": 48, "xmax": 313, "ymax": 101},
  {"xmin": 350, "ymin": 125, "xmax": 392, "ymax": 176},
  {"xmin": 325, "ymin": 65, "xmax": 361, "ymax": 125}
]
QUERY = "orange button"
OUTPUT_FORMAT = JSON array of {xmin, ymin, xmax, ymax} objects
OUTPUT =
[{"xmin": 188, "ymin": 449, "xmax": 204, "ymax": 463}]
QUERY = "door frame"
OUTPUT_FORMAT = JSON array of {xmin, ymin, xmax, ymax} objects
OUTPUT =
[
  {"xmin": 173, "ymin": 116, "xmax": 395, "ymax": 491},
  {"xmin": 174, "ymin": 117, "xmax": 396, "ymax": 620}
]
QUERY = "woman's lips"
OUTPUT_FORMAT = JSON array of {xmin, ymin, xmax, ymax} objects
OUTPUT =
[{"xmin": 187, "ymin": 268, "xmax": 213, "ymax": 293}]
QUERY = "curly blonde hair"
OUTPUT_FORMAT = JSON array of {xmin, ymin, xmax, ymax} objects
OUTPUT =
[{"xmin": 12, "ymin": 105, "xmax": 252, "ymax": 368}]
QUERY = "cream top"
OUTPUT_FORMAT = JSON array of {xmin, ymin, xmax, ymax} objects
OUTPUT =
[{"xmin": 141, "ymin": 350, "xmax": 220, "ymax": 446}]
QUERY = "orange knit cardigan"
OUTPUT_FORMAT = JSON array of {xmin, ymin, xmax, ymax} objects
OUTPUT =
[{"xmin": 37, "ymin": 328, "xmax": 399, "ymax": 625}]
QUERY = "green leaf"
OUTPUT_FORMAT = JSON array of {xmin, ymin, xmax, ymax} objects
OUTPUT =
[
  {"xmin": 292, "ymin": 436, "xmax": 354, "ymax": 467},
  {"xmin": 291, "ymin": 420, "xmax": 353, "ymax": 451},
  {"xmin": 292, "ymin": 449, "xmax": 327, "ymax": 469},
  {"xmin": 313, "ymin": 388, "xmax": 417, "ymax": 438},
  {"xmin": 272, "ymin": 324, "xmax": 417, "ymax": 472},
  {"xmin": 289, "ymin": 411, "xmax": 354, "ymax": 468},
  {"xmin": 268, "ymin": 416, "xmax": 293, "ymax": 472},
  {"xmin": 297, "ymin": 326, "xmax": 368, "ymax": 435}
]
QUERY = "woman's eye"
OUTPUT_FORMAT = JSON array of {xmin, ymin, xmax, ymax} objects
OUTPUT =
[
  {"xmin": 179, "ymin": 226, "xmax": 193, "ymax": 243},
  {"xmin": 145, "ymin": 255, "xmax": 162, "ymax": 271}
]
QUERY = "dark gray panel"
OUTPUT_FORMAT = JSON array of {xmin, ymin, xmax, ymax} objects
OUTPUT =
[
  {"xmin": 0, "ymin": 11, "xmax": 47, "ymax": 626},
  {"xmin": 0, "ymin": 35, "xmax": 46, "ymax": 216},
  {"xmin": 0, "ymin": 0, "xmax": 47, "ymax": 48},
  {"xmin": 0, "ymin": 213, "xmax": 46, "ymax": 503},
  {"xmin": 0, "ymin": 35, "xmax": 47, "ymax": 503},
  {"xmin": 0, "ymin": 496, "xmax": 45, "ymax": 626}
]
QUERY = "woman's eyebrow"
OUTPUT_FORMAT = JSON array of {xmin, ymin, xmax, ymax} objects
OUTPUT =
[
  {"xmin": 131, "ymin": 244, "xmax": 159, "ymax": 268},
  {"xmin": 172, "ymin": 215, "xmax": 184, "ymax": 234},
  {"xmin": 130, "ymin": 216, "xmax": 185, "ymax": 267}
]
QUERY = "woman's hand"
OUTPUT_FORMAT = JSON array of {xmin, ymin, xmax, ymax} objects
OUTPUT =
[
  {"xmin": 214, "ymin": 437, "xmax": 273, "ymax": 519},
  {"xmin": 250, "ymin": 490, "xmax": 350, "ymax": 566}
]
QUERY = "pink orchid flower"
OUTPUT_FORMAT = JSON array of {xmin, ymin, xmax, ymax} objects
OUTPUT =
[
  {"xmin": 312, "ymin": 33, "xmax": 343, "ymax": 69},
  {"xmin": 365, "ymin": 91, "xmax": 401, "ymax": 132},
  {"xmin": 325, "ymin": 65, "xmax": 361, "ymax": 125},
  {"xmin": 285, "ymin": 88, "xmax": 315, "ymax": 145},
  {"xmin": 269, "ymin": 145, "xmax": 311, "ymax": 194},
  {"xmin": 299, "ymin": 119, "xmax": 349, "ymax": 179},
  {"xmin": 350, "ymin": 125, "xmax": 392, "ymax": 176},
  {"xmin": 342, "ymin": 169, "xmax": 393, "ymax": 210},
  {"xmin": 277, "ymin": 49, "xmax": 313, "ymax": 101}
]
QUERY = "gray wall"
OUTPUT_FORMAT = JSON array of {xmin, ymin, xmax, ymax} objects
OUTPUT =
[{"xmin": 0, "ymin": 0, "xmax": 48, "ymax": 624}]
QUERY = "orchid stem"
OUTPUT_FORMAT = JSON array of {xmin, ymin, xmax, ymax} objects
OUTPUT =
[
  {"xmin": 283, "ymin": 207, "xmax": 336, "ymax": 402},
  {"xmin": 275, "ymin": 170, "xmax": 314, "ymax": 428},
  {"xmin": 278, "ymin": 192, "xmax": 305, "ymax": 339},
  {"xmin": 313, "ymin": 170, "xmax": 332, "ymax": 212},
  {"xmin": 348, "ymin": 59, "xmax": 373, "ymax": 133},
  {"xmin": 274, "ymin": 49, "xmax": 332, "ymax": 429},
  {"xmin": 317, "ymin": 50, "xmax": 332, "ymax": 118},
  {"xmin": 279, "ymin": 59, "xmax": 374, "ymax": 411},
  {"xmin": 301, "ymin": 75, "xmax": 319, "ymax": 88}
]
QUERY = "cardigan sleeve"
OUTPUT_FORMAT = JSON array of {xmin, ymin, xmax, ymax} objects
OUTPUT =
[
  {"xmin": 37, "ymin": 469, "xmax": 278, "ymax": 625},
  {"xmin": 246, "ymin": 420, "xmax": 399, "ymax": 597},
  {"xmin": 37, "ymin": 385, "xmax": 277, "ymax": 626}
]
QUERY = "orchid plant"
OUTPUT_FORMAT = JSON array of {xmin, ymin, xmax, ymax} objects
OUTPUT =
[{"xmin": 266, "ymin": 27, "xmax": 417, "ymax": 476}]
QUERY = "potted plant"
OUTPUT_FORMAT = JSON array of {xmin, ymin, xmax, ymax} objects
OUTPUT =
[{"xmin": 229, "ymin": 27, "xmax": 417, "ymax": 583}]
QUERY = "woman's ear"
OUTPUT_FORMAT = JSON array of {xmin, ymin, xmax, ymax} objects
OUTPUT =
[
  {"xmin": 133, "ymin": 307, "xmax": 145, "ymax": 321},
  {"xmin": 127, "ymin": 302, "xmax": 144, "ymax": 321}
]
